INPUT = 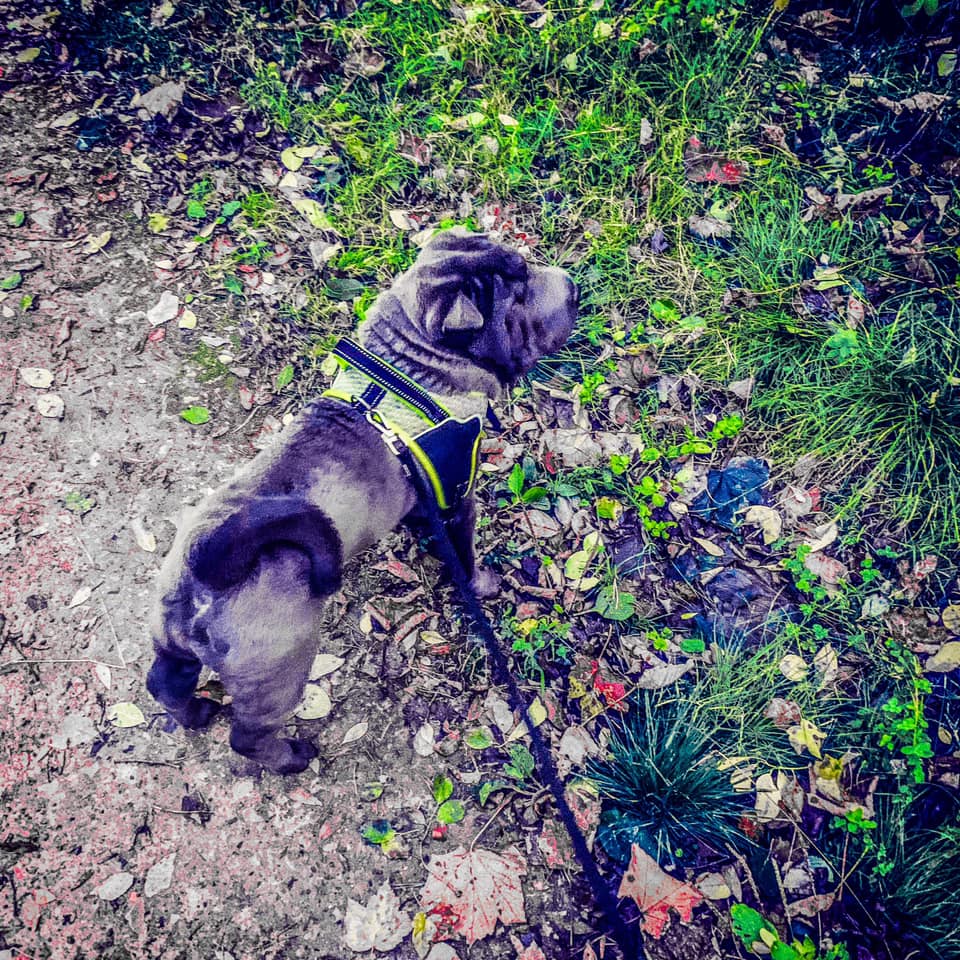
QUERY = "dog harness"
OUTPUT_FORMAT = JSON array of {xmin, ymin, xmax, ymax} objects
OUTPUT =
[{"xmin": 323, "ymin": 338, "xmax": 484, "ymax": 514}]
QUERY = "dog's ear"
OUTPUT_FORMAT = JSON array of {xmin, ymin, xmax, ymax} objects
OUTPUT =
[
  {"xmin": 443, "ymin": 292, "xmax": 485, "ymax": 333},
  {"xmin": 418, "ymin": 232, "xmax": 528, "ymax": 337}
]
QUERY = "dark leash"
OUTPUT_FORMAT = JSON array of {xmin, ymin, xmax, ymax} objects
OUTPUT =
[
  {"xmin": 404, "ymin": 456, "xmax": 641, "ymax": 959},
  {"xmin": 327, "ymin": 341, "xmax": 639, "ymax": 955}
]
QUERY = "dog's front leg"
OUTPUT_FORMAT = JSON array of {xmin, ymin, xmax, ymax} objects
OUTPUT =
[{"xmin": 443, "ymin": 494, "xmax": 499, "ymax": 599}]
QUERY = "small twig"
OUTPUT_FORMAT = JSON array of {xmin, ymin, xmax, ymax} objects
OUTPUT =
[
  {"xmin": 770, "ymin": 856, "xmax": 792, "ymax": 927},
  {"xmin": 231, "ymin": 407, "xmax": 259, "ymax": 434},
  {"xmin": 727, "ymin": 844, "xmax": 762, "ymax": 902},
  {"xmin": 116, "ymin": 757, "xmax": 186, "ymax": 769},
  {"xmin": 74, "ymin": 531, "xmax": 127, "ymax": 669},
  {"xmin": 470, "ymin": 795, "xmax": 513, "ymax": 851},
  {"xmin": 3, "ymin": 656, "xmax": 126, "ymax": 669}
]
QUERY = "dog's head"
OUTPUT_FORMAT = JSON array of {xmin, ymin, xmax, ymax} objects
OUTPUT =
[{"xmin": 378, "ymin": 227, "xmax": 578, "ymax": 387}]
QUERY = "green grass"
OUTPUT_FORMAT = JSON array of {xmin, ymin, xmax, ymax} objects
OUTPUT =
[
  {"xmin": 752, "ymin": 297, "xmax": 960, "ymax": 547},
  {"xmin": 229, "ymin": 1, "xmax": 960, "ymax": 551}
]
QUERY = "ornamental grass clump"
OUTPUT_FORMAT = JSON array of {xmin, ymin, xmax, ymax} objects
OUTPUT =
[
  {"xmin": 885, "ymin": 825, "xmax": 960, "ymax": 956},
  {"xmin": 586, "ymin": 691, "xmax": 748, "ymax": 866}
]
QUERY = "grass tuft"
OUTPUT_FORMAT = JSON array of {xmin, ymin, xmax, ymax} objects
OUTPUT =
[{"xmin": 586, "ymin": 691, "xmax": 749, "ymax": 866}]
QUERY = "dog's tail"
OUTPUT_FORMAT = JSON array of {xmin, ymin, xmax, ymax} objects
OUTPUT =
[{"xmin": 188, "ymin": 497, "xmax": 342, "ymax": 597}]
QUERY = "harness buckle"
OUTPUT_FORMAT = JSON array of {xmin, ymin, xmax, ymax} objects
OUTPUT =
[{"xmin": 364, "ymin": 409, "xmax": 408, "ymax": 466}]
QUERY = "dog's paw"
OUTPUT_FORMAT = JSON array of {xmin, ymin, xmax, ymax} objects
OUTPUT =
[
  {"xmin": 272, "ymin": 738, "xmax": 319, "ymax": 775},
  {"xmin": 471, "ymin": 568, "xmax": 501, "ymax": 599},
  {"xmin": 179, "ymin": 697, "xmax": 222, "ymax": 729},
  {"xmin": 231, "ymin": 727, "xmax": 318, "ymax": 775}
]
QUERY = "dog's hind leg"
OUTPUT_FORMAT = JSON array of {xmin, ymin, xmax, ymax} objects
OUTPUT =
[
  {"xmin": 148, "ymin": 585, "xmax": 222, "ymax": 729},
  {"xmin": 147, "ymin": 646, "xmax": 222, "ymax": 729},
  {"xmin": 213, "ymin": 546, "xmax": 325, "ymax": 775},
  {"xmin": 222, "ymin": 657, "xmax": 319, "ymax": 775}
]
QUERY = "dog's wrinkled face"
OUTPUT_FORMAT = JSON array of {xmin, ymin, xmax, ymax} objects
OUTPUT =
[{"xmin": 384, "ymin": 227, "xmax": 578, "ymax": 386}]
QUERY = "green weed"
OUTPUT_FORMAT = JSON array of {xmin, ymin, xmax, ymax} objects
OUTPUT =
[{"xmin": 190, "ymin": 342, "xmax": 232, "ymax": 382}]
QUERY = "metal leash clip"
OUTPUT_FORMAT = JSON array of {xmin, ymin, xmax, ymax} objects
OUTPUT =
[{"xmin": 363, "ymin": 408, "xmax": 410, "ymax": 473}]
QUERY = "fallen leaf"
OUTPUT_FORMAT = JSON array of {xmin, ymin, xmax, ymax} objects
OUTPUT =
[
  {"xmin": 754, "ymin": 772, "xmax": 782, "ymax": 823},
  {"xmin": 295, "ymin": 684, "xmax": 332, "ymax": 720},
  {"xmin": 290, "ymin": 196, "xmax": 334, "ymax": 230},
  {"xmin": 763, "ymin": 697, "xmax": 801, "ymax": 729},
  {"xmin": 939, "ymin": 602, "xmax": 960, "ymax": 632},
  {"xmin": 617, "ymin": 843, "xmax": 704, "ymax": 937},
  {"xmin": 804, "ymin": 521, "xmax": 838, "ymax": 553},
  {"xmin": 144, "ymin": 854, "xmax": 176, "ymax": 897},
  {"xmin": 719, "ymin": 755, "xmax": 755, "ymax": 792},
  {"xmin": 696, "ymin": 872, "xmax": 732, "ymax": 900},
  {"xmin": 688, "ymin": 214, "xmax": 733, "ymax": 239},
  {"xmin": 147, "ymin": 290, "xmax": 180, "ymax": 326},
  {"xmin": 134, "ymin": 79, "xmax": 185, "ymax": 118},
  {"xmin": 68, "ymin": 585, "xmax": 92, "ymax": 608},
  {"xmin": 178, "ymin": 308, "xmax": 197, "ymax": 329},
  {"xmin": 506, "ymin": 697, "xmax": 547, "ymax": 741},
  {"xmin": 342, "ymin": 721, "xmax": 368, "ymax": 744},
  {"xmin": 635, "ymin": 661, "xmax": 693, "ymax": 689},
  {"xmin": 36, "ymin": 394, "xmax": 64, "ymax": 418},
  {"xmin": 787, "ymin": 718, "xmax": 826, "ymax": 759},
  {"xmin": 420, "ymin": 845, "xmax": 527, "ymax": 944},
  {"xmin": 517, "ymin": 511, "xmax": 561, "ymax": 539},
  {"xmin": 877, "ymin": 91, "xmax": 950, "ymax": 115},
  {"xmin": 779, "ymin": 655, "xmax": 809, "ymax": 681},
  {"xmin": 742, "ymin": 505, "xmax": 782, "ymax": 544},
  {"xmin": 130, "ymin": 517, "xmax": 157, "ymax": 553},
  {"xmin": 510, "ymin": 935, "xmax": 547, "ymax": 960},
  {"xmin": 813, "ymin": 644, "xmax": 839, "ymax": 688},
  {"xmin": 96, "ymin": 872, "xmax": 134, "ymax": 901},
  {"xmin": 344, "ymin": 881, "xmax": 410, "ymax": 952},
  {"xmin": 106, "ymin": 702, "xmax": 146, "ymax": 728},
  {"xmin": 557, "ymin": 725, "xmax": 599, "ymax": 774},
  {"xmin": 803, "ymin": 552, "xmax": 844, "ymax": 584},
  {"xmin": 925, "ymin": 641, "xmax": 960, "ymax": 673},
  {"xmin": 413, "ymin": 722, "xmax": 436, "ymax": 757},
  {"xmin": 786, "ymin": 891, "xmax": 835, "ymax": 918},
  {"xmin": 93, "ymin": 663, "xmax": 112, "ymax": 689},
  {"xmin": 83, "ymin": 230, "xmax": 111, "ymax": 255},
  {"xmin": 280, "ymin": 145, "xmax": 319, "ymax": 171},
  {"xmin": 691, "ymin": 535, "xmax": 724, "ymax": 557},
  {"xmin": 19, "ymin": 367, "xmax": 53, "ymax": 388},
  {"xmin": 861, "ymin": 594, "xmax": 890, "ymax": 618},
  {"xmin": 49, "ymin": 110, "xmax": 81, "ymax": 128},
  {"xmin": 309, "ymin": 653, "xmax": 346, "ymax": 678}
]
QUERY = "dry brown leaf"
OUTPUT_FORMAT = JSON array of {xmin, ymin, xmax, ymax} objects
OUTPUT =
[
  {"xmin": 688, "ymin": 214, "xmax": 732, "ymax": 239},
  {"xmin": 742, "ymin": 505, "xmax": 782, "ymax": 544},
  {"xmin": 420, "ymin": 846, "xmax": 527, "ymax": 944},
  {"xmin": 635, "ymin": 661, "xmax": 693, "ymax": 689},
  {"xmin": 763, "ymin": 697, "xmax": 802, "ymax": 729},
  {"xmin": 618, "ymin": 843, "xmax": 703, "ymax": 937}
]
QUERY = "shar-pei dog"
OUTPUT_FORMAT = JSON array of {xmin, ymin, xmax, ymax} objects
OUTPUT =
[{"xmin": 147, "ymin": 227, "xmax": 578, "ymax": 773}]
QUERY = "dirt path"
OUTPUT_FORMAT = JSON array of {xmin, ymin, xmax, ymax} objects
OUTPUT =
[{"xmin": 0, "ymin": 82, "xmax": 557, "ymax": 960}]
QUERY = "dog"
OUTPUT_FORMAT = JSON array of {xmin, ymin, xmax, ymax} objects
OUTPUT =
[{"xmin": 147, "ymin": 227, "xmax": 578, "ymax": 774}]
